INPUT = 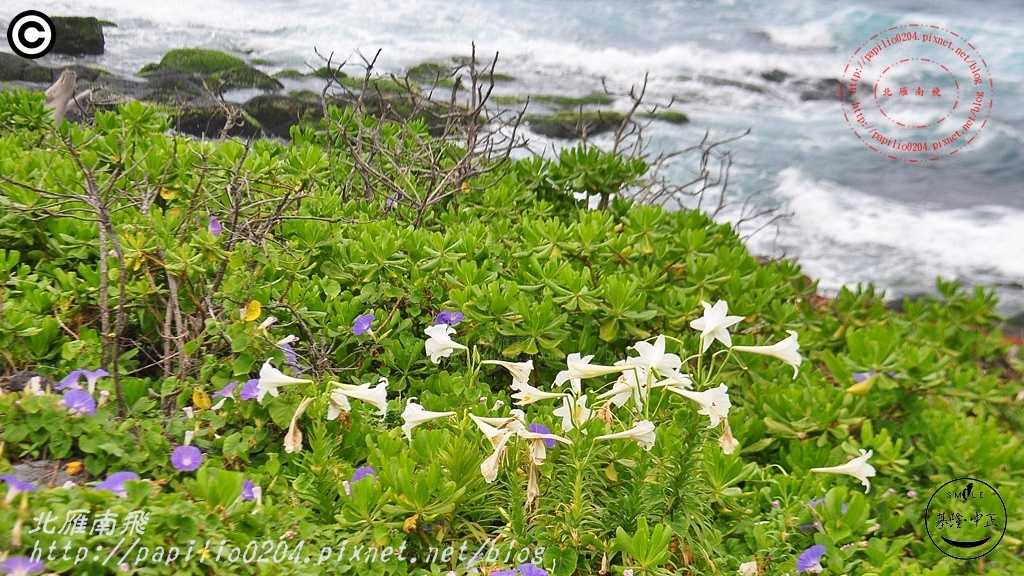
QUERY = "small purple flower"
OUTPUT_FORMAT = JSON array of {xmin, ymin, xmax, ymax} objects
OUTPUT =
[
  {"xmin": 796, "ymin": 544, "xmax": 826, "ymax": 573},
  {"xmin": 212, "ymin": 381, "xmax": 238, "ymax": 399},
  {"xmin": 351, "ymin": 466, "xmax": 376, "ymax": 484},
  {"xmin": 385, "ymin": 193, "xmax": 399, "ymax": 209},
  {"xmin": 1, "ymin": 474, "xmax": 37, "ymax": 503},
  {"xmin": 95, "ymin": 471, "xmax": 139, "ymax": 496},
  {"xmin": 241, "ymin": 479, "xmax": 256, "ymax": 501},
  {"xmin": 352, "ymin": 313, "xmax": 375, "ymax": 335},
  {"xmin": 807, "ymin": 497, "xmax": 848, "ymax": 514},
  {"xmin": 280, "ymin": 342, "xmax": 302, "ymax": 376},
  {"xmin": 56, "ymin": 368, "xmax": 85, "ymax": 390},
  {"xmin": 528, "ymin": 423, "xmax": 557, "ymax": 449},
  {"xmin": 0, "ymin": 556, "xmax": 46, "ymax": 576},
  {"xmin": 171, "ymin": 446, "xmax": 203, "ymax": 472},
  {"xmin": 208, "ymin": 215, "xmax": 222, "ymax": 238},
  {"xmin": 490, "ymin": 571, "xmax": 518, "ymax": 576},
  {"xmin": 518, "ymin": 565, "xmax": 547, "ymax": 576},
  {"xmin": 851, "ymin": 372, "xmax": 875, "ymax": 383},
  {"xmin": 434, "ymin": 310, "xmax": 464, "ymax": 326},
  {"xmin": 240, "ymin": 378, "xmax": 260, "ymax": 401},
  {"xmin": 83, "ymin": 369, "xmax": 109, "ymax": 390},
  {"xmin": 62, "ymin": 389, "xmax": 97, "ymax": 416}
]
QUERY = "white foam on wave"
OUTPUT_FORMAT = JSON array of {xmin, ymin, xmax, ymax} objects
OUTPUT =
[{"xmin": 764, "ymin": 167, "xmax": 1024, "ymax": 295}]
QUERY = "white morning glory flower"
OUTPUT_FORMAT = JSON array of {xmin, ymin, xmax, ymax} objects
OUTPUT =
[
  {"xmin": 667, "ymin": 383, "xmax": 731, "ymax": 428},
  {"xmin": 810, "ymin": 449, "xmax": 877, "ymax": 493},
  {"xmin": 424, "ymin": 324, "xmax": 468, "ymax": 363},
  {"xmin": 689, "ymin": 300, "xmax": 744, "ymax": 352},
  {"xmin": 511, "ymin": 380, "xmax": 567, "ymax": 406},
  {"xmin": 481, "ymin": 359, "xmax": 534, "ymax": 386},
  {"xmin": 328, "ymin": 378, "xmax": 389, "ymax": 417},
  {"xmin": 731, "ymin": 330, "xmax": 803, "ymax": 378},
  {"xmin": 595, "ymin": 420, "xmax": 657, "ymax": 451},
  {"xmin": 552, "ymin": 394, "xmax": 592, "ymax": 432},
  {"xmin": 256, "ymin": 360, "xmax": 312, "ymax": 403},
  {"xmin": 400, "ymin": 398, "xmax": 455, "ymax": 441}
]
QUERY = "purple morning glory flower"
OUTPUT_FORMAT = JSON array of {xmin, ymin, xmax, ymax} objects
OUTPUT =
[
  {"xmin": 56, "ymin": 369, "xmax": 84, "ymax": 390},
  {"xmin": 1, "ymin": 474, "xmax": 37, "ymax": 504},
  {"xmin": 212, "ymin": 381, "xmax": 238, "ymax": 399},
  {"xmin": 796, "ymin": 544, "xmax": 826, "ymax": 573},
  {"xmin": 0, "ymin": 556, "xmax": 45, "ymax": 576},
  {"xmin": 385, "ymin": 193, "xmax": 399, "ymax": 208},
  {"xmin": 352, "ymin": 313, "xmax": 375, "ymax": 335},
  {"xmin": 528, "ymin": 423, "xmax": 557, "ymax": 449},
  {"xmin": 240, "ymin": 378, "xmax": 260, "ymax": 401},
  {"xmin": 851, "ymin": 372, "xmax": 874, "ymax": 383},
  {"xmin": 351, "ymin": 466, "xmax": 376, "ymax": 484},
  {"xmin": 241, "ymin": 479, "xmax": 256, "ymax": 501},
  {"xmin": 61, "ymin": 389, "xmax": 97, "ymax": 416},
  {"xmin": 171, "ymin": 446, "xmax": 203, "ymax": 472},
  {"xmin": 518, "ymin": 565, "xmax": 547, "ymax": 576},
  {"xmin": 208, "ymin": 215, "xmax": 222, "ymax": 238},
  {"xmin": 280, "ymin": 342, "xmax": 302, "ymax": 376},
  {"xmin": 434, "ymin": 310, "xmax": 465, "ymax": 326},
  {"xmin": 95, "ymin": 471, "xmax": 139, "ymax": 495},
  {"xmin": 490, "ymin": 571, "xmax": 518, "ymax": 576}
]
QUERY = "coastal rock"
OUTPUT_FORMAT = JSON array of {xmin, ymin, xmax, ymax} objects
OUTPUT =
[
  {"xmin": 244, "ymin": 94, "xmax": 323, "ymax": 139},
  {"xmin": 140, "ymin": 48, "xmax": 283, "ymax": 93},
  {"xmin": 526, "ymin": 110, "xmax": 626, "ymax": 139},
  {"xmin": 51, "ymin": 16, "xmax": 105, "ymax": 55}
]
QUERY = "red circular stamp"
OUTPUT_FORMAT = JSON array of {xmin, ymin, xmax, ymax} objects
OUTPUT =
[{"xmin": 840, "ymin": 24, "xmax": 994, "ymax": 162}]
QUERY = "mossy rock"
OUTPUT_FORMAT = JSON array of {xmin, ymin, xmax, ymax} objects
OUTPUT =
[
  {"xmin": 339, "ymin": 76, "xmax": 417, "ymax": 95},
  {"xmin": 274, "ymin": 69, "xmax": 307, "ymax": 80},
  {"xmin": 533, "ymin": 92, "xmax": 615, "ymax": 109},
  {"xmin": 51, "ymin": 16, "xmax": 105, "ymax": 55},
  {"xmin": 640, "ymin": 110, "xmax": 690, "ymax": 124},
  {"xmin": 312, "ymin": 66, "xmax": 347, "ymax": 80},
  {"xmin": 147, "ymin": 48, "xmax": 247, "ymax": 75},
  {"xmin": 244, "ymin": 94, "xmax": 323, "ymax": 139},
  {"xmin": 407, "ymin": 61, "xmax": 452, "ymax": 80},
  {"xmin": 208, "ymin": 67, "xmax": 283, "ymax": 91},
  {"xmin": 491, "ymin": 95, "xmax": 527, "ymax": 106},
  {"xmin": 526, "ymin": 110, "xmax": 626, "ymax": 139}
]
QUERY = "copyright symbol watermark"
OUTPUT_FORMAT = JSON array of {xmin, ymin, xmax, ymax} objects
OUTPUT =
[{"xmin": 7, "ymin": 10, "xmax": 56, "ymax": 59}]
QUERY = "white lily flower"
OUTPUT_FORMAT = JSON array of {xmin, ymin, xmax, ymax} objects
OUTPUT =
[
  {"xmin": 284, "ymin": 397, "xmax": 314, "ymax": 454},
  {"xmin": 595, "ymin": 420, "xmax": 657, "ymax": 451},
  {"xmin": 552, "ymin": 394, "xmax": 592, "ymax": 432},
  {"xmin": 554, "ymin": 353, "xmax": 622, "ymax": 392},
  {"xmin": 424, "ymin": 324, "xmax": 467, "ymax": 363},
  {"xmin": 400, "ymin": 398, "xmax": 455, "ymax": 441},
  {"xmin": 327, "ymin": 390, "xmax": 351, "ymax": 420},
  {"xmin": 328, "ymin": 378, "xmax": 389, "ymax": 417},
  {"xmin": 626, "ymin": 335, "xmax": 684, "ymax": 380},
  {"xmin": 470, "ymin": 413, "xmax": 523, "ymax": 447},
  {"xmin": 526, "ymin": 464, "xmax": 540, "ymax": 510},
  {"xmin": 511, "ymin": 380, "xmax": 567, "ymax": 406},
  {"xmin": 480, "ymin": 432, "xmax": 512, "ymax": 483},
  {"xmin": 689, "ymin": 300, "xmax": 744, "ymax": 352},
  {"xmin": 719, "ymin": 420, "xmax": 739, "ymax": 455},
  {"xmin": 257, "ymin": 359, "xmax": 312, "ymax": 403},
  {"xmin": 517, "ymin": 427, "xmax": 572, "ymax": 465},
  {"xmin": 810, "ymin": 449, "xmax": 877, "ymax": 493},
  {"xmin": 481, "ymin": 359, "xmax": 534, "ymax": 386},
  {"xmin": 731, "ymin": 330, "xmax": 802, "ymax": 378},
  {"xmin": 668, "ymin": 383, "xmax": 731, "ymax": 428}
]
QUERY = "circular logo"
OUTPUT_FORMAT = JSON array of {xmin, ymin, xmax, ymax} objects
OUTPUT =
[
  {"xmin": 7, "ymin": 10, "xmax": 56, "ymax": 59},
  {"xmin": 925, "ymin": 477, "xmax": 1007, "ymax": 560},
  {"xmin": 840, "ymin": 25, "xmax": 994, "ymax": 162}
]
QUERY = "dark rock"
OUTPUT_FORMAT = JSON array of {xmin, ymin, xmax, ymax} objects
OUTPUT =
[
  {"xmin": 796, "ymin": 78, "xmax": 850, "ymax": 102},
  {"xmin": 761, "ymin": 69, "xmax": 790, "ymax": 83},
  {"xmin": 51, "ymin": 16, "xmax": 105, "ymax": 55},
  {"xmin": 698, "ymin": 76, "xmax": 766, "ymax": 94},
  {"xmin": 245, "ymin": 94, "xmax": 322, "ymax": 139},
  {"xmin": 0, "ymin": 52, "xmax": 50, "ymax": 82},
  {"xmin": 173, "ymin": 105, "xmax": 261, "ymax": 139},
  {"xmin": 140, "ymin": 48, "xmax": 282, "ymax": 93},
  {"xmin": 526, "ymin": 110, "xmax": 626, "ymax": 139}
]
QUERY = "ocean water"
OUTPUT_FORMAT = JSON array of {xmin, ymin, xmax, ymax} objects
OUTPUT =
[{"xmin": 3, "ymin": 0, "xmax": 1023, "ymax": 314}]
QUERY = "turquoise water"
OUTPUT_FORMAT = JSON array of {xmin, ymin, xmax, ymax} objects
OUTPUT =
[{"xmin": 3, "ymin": 0, "xmax": 1023, "ymax": 313}]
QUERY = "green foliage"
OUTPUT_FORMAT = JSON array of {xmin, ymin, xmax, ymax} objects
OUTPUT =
[{"xmin": 0, "ymin": 93, "xmax": 1021, "ymax": 576}]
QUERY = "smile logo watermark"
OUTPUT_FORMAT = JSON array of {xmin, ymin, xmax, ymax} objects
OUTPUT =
[
  {"xmin": 925, "ymin": 477, "xmax": 1007, "ymax": 560},
  {"xmin": 7, "ymin": 10, "xmax": 56, "ymax": 59},
  {"xmin": 840, "ymin": 24, "xmax": 994, "ymax": 162}
]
